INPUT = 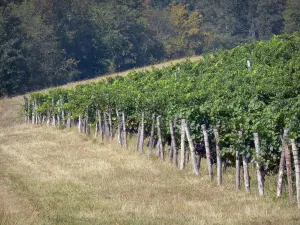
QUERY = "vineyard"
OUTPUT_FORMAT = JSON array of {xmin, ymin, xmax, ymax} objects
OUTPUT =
[{"xmin": 24, "ymin": 33, "xmax": 300, "ymax": 206}]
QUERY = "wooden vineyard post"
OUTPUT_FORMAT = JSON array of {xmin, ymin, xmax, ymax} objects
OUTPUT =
[
  {"xmin": 67, "ymin": 113, "xmax": 71, "ymax": 129},
  {"xmin": 35, "ymin": 100, "xmax": 38, "ymax": 124},
  {"xmin": 276, "ymin": 149, "xmax": 285, "ymax": 197},
  {"xmin": 202, "ymin": 124, "xmax": 213, "ymax": 179},
  {"xmin": 184, "ymin": 120, "xmax": 200, "ymax": 175},
  {"xmin": 61, "ymin": 99, "xmax": 65, "ymax": 126},
  {"xmin": 214, "ymin": 128, "xmax": 222, "ymax": 185},
  {"xmin": 139, "ymin": 112, "xmax": 145, "ymax": 153},
  {"xmin": 27, "ymin": 99, "xmax": 30, "ymax": 123},
  {"xmin": 239, "ymin": 131, "xmax": 250, "ymax": 193},
  {"xmin": 46, "ymin": 110, "xmax": 50, "ymax": 127},
  {"xmin": 98, "ymin": 110, "xmax": 104, "ymax": 142},
  {"xmin": 103, "ymin": 112, "xmax": 109, "ymax": 138},
  {"xmin": 169, "ymin": 120, "xmax": 174, "ymax": 163},
  {"xmin": 157, "ymin": 116, "xmax": 164, "ymax": 160},
  {"xmin": 95, "ymin": 111, "xmax": 99, "ymax": 138},
  {"xmin": 24, "ymin": 97, "xmax": 28, "ymax": 123},
  {"xmin": 115, "ymin": 109, "xmax": 122, "ymax": 146},
  {"xmin": 236, "ymin": 151, "xmax": 241, "ymax": 190},
  {"xmin": 78, "ymin": 115, "xmax": 82, "ymax": 133},
  {"xmin": 108, "ymin": 108, "xmax": 113, "ymax": 140},
  {"xmin": 291, "ymin": 139, "xmax": 300, "ymax": 209},
  {"xmin": 180, "ymin": 119, "xmax": 186, "ymax": 170},
  {"xmin": 122, "ymin": 112, "xmax": 127, "ymax": 148},
  {"xmin": 282, "ymin": 129, "xmax": 293, "ymax": 202},
  {"xmin": 136, "ymin": 123, "xmax": 141, "ymax": 152},
  {"xmin": 170, "ymin": 120, "xmax": 178, "ymax": 168},
  {"xmin": 148, "ymin": 113, "xmax": 155, "ymax": 154},
  {"xmin": 253, "ymin": 133, "xmax": 264, "ymax": 196},
  {"xmin": 32, "ymin": 101, "xmax": 35, "ymax": 125},
  {"xmin": 51, "ymin": 99, "xmax": 55, "ymax": 126}
]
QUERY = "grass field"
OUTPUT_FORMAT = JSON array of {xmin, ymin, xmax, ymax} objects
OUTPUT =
[{"xmin": 1, "ymin": 56, "xmax": 300, "ymax": 224}]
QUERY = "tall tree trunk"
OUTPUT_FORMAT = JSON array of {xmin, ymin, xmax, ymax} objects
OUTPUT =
[
  {"xmin": 291, "ymin": 139, "xmax": 300, "ymax": 209},
  {"xmin": 157, "ymin": 116, "xmax": 164, "ymax": 160},
  {"xmin": 139, "ymin": 112, "xmax": 145, "ymax": 152},
  {"xmin": 148, "ymin": 113, "xmax": 155, "ymax": 154},
  {"xmin": 170, "ymin": 120, "xmax": 178, "ymax": 168},
  {"xmin": 122, "ymin": 112, "xmax": 127, "ymax": 148},
  {"xmin": 184, "ymin": 120, "xmax": 200, "ymax": 175},
  {"xmin": 180, "ymin": 119, "xmax": 186, "ymax": 170},
  {"xmin": 253, "ymin": 133, "xmax": 264, "ymax": 196},
  {"xmin": 214, "ymin": 128, "xmax": 222, "ymax": 186},
  {"xmin": 202, "ymin": 124, "xmax": 213, "ymax": 179},
  {"xmin": 282, "ymin": 129, "xmax": 293, "ymax": 202}
]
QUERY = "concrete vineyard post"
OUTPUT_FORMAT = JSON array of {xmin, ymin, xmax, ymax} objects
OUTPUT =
[
  {"xmin": 148, "ymin": 113, "xmax": 155, "ymax": 154},
  {"xmin": 202, "ymin": 124, "xmax": 213, "ymax": 179},
  {"xmin": 122, "ymin": 112, "xmax": 127, "ymax": 148},
  {"xmin": 253, "ymin": 133, "xmax": 264, "ymax": 196},
  {"xmin": 214, "ymin": 128, "xmax": 222, "ymax": 185},
  {"xmin": 291, "ymin": 139, "xmax": 300, "ymax": 209},
  {"xmin": 180, "ymin": 119, "xmax": 186, "ymax": 170},
  {"xmin": 184, "ymin": 120, "xmax": 200, "ymax": 175}
]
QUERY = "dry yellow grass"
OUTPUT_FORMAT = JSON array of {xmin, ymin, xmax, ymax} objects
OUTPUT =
[
  {"xmin": 1, "ymin": 56, "xmax": 300, "ymax": 224},
  {"xmin": 1, "ymin": 115, "xmax": 300, "ymax": 224}
]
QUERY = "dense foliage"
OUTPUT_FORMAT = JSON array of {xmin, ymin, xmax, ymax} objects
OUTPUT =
[
  {"xmin": 26, "ymin": 33, "xmax": 300, "ymax": 172},
  {"xmin": 1, "ymin": 0, "xmax": 300, "ymax": 96}
]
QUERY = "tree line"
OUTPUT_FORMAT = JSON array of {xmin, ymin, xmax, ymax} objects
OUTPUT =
[{"xmin": 1, "ymin": 0, "xmax": 300, "ymax": 96}]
